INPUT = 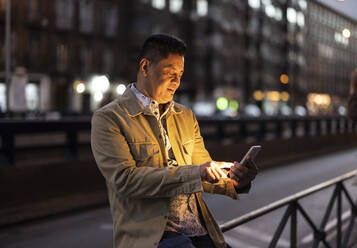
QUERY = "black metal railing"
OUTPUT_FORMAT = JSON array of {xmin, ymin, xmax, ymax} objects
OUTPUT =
[
  {"xmin": 0, "ymin": 117, "xmax": 91, "ymax": 165},
  {"xmin": 198, "ymin": 115, "xmax": 356, "ymax": 141},
  {"xmin": 0, "ymin": 115, "xmax": 355, "ymax": 165},
  {"xmin": 220, "ymin": 169, "xmax": 357, "ymax": 248}
]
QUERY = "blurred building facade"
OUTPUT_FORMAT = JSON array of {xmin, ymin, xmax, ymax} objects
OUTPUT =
[{"xmin": 0, "ymin": 0, "xmax": 356, "ymax": 116}]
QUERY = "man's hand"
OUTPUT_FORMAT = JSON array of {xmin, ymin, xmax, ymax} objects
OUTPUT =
[
  {"xmin": 199, "ymin": 161, "xmax": 229, "ymax": 183},
  {"xmin": 229, "ymin": 159, "xmax": 258, "ymax": 189}
]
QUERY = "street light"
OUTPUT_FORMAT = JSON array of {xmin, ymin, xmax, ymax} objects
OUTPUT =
[{"xmin": 342, "ymin": 28, "xmax": 351, "ymax": 39}]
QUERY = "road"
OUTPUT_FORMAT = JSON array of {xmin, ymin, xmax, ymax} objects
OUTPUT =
[{"xmin": 1, "ymin": 148, "xmax": 357, "ymax": 248}]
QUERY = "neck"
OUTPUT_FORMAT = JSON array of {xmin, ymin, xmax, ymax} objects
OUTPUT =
[{"xmin": 135, "ymin": 81, "xmax": 152, "ymax": 99}]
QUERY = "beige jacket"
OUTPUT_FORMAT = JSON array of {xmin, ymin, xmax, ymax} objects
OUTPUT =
[{"xmin": 91, "ymin": 87, "xmax": 239, "ymax": 248}]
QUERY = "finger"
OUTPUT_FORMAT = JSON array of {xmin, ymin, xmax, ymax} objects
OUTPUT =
[
  {"xmin": 232, "ymin": 164, "xmax": 249, "ymax": 175},
  {"xmin": 207, "ymin": 167, "xmax": 217, "ymax": 181},
  {"xmin": 215, "ymin": 166, "xmax": 227, "ymax": 178},
  {"xmin": 215, "ymin": 161, "xmax": 234, "ymax": 169},
  {"xmin": 210, "ymin": 165, "xmax": 222, "ymax": 181},
  {"xmin": 211, "ymin": 163, "xmax": 226, "ymax": 177},
  {"xmin": 229, "ymin": 172, "xmax": 240, "ymax": 183},
  {"xmin": 248, "ymin": 159, "xmax": 259, "ymax": 172}
]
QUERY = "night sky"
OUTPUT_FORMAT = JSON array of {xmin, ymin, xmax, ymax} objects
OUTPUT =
[{"xmin": 316, "ymin": 0, "xmax": 357, "ymax": 22}]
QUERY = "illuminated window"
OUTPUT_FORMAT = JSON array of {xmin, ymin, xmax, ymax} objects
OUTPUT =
[
  {"xmin": 0, "ymin": 83, "xmax": 5, "ymax": 112},
  {"xmin": 248, "ymin": 0, "xmax": 260, "ymax": 9},
  {"xmin": 297, "ymin": 12, "xmax": 305, "ymax": 27},
  {"xmin": 79, "ymin": 0, "xmax": 94, "ymax": 33},
  {"xmin": 152, "ymin": 0, "xmax": 165, "ymax": 9},
  {"xmin": 197, "ymin": 0, "xmax": 208, "ymax": 17},
  {"xmin": 169, "ymin": 0, "xmax": 183, "ymax": 13},
  {"xmin": 274, "ymin": 7, "xmax": 282, "ymax": 21},
  {"xmin": 26, "ymin": 83, "xmax": 39, "ymax": 110},
  {"xmin": 298, "ymin": 0, "xmax": 307, "ymax": 10},
  {"xmin": 56, "ymin": 0, "xmax": 74, "ymax": 29},
  {"xmin": 287, "ymin": 7, "xmax": 297, "ymax": 24},
  {"xmin": 261, "ymin": 0, "xmax": 271, "ymax": 6},
  {"xmin": 265, "ymin": 5, "xmax": 275, "ymax": 18}
]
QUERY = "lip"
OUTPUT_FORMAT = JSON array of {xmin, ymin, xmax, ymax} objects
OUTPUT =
[{"xmin": 167, "ymin": 88, "xmax": 175, "ymax": 94}]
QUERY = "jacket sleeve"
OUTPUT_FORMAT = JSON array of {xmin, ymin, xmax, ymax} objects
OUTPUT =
[
  {"xmin": 348, "ymin": 94, "xmax": 357, "ymax": 121},
  {"xmin": 190, "ymin": 111, "xmax": 239, "ymax": 200},
  {"xmin": 91, "ymin": 111, "xmax": 203, "ymax": 199}
]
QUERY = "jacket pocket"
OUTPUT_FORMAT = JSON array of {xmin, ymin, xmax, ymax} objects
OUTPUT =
[
  {"xmin": 128, "ymin": 142, "xmax": 160, "ymax": 164},
  {"xmin": 182, "ymin": 139, "xmax": 194, "ymax": 155},
  {"xmin": 182, "ymin": 140, "xmax": 194, "ymax": 164}
]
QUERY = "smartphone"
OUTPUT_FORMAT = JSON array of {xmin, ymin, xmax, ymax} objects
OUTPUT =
[
  {"xmin": 218, "ymin": 145, "xmax": 261, "ymax": 170},
  {"xmin": 240, "ymin": 145, "xmax": 261, "ymax": 169}
]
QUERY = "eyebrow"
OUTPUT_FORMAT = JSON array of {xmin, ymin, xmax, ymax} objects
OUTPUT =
[{"xmin": 163, "ymin": 64, "xmax": 184, "ymax": 73}]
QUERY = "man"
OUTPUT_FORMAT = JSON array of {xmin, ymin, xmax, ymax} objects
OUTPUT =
[
  {"xmin": 348, "ymin": 68, "xmax": 357, "ymax": 121},
  {"xmin": 91, "ymin": 34, "xmax": 258, "ymax": 248}
]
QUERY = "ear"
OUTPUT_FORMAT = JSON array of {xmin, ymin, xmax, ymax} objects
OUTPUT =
[{"xmin": 139, "ymin": 58, "xmax": 151, "ymax": 77}]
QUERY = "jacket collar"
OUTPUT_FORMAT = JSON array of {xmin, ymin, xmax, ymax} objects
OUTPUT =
[{"xmin": 118, "ymin": 83, "xmax": 183, "ymax": 117}]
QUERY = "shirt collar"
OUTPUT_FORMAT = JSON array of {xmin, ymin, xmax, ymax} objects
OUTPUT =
[
  {"xmin": 130, "ymin": 83, "xmax": 174, "ymax": 115},
  {"xmin": 130, "ymin": 84, "xmax": 153, "ymax": 109}
]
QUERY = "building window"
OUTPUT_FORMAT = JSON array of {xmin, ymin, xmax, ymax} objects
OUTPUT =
[
  {"xmin": 56, "ymin": 43, "xmax": 69, "ymax": 72},
  {"xmin": 287, "ymin": 7, "xmax": 297, "ymax": 24},
  {"xmin": 169, "ymin": 0, "xmax": 183, "ymax": 13},
  {"xmin": 0, "ymin": 83, "xmax": 5, "ymax": 112},
  {"xmin": 26, "ymin": 83, "xmax": 39, "ymax": 110},
  {"xmin": 80, "ymin": 46, "xmax": 92, "ymax": 75},
  {"xmin": 196, "ymin": 0, "xmax": 208, "ymax": 17},
  {"xmin": 0, "ymin": 40, "xmax": 4, "ymax": 66},
  {"xmin": 80, "ymin": 0, "xmax": 94, "ymax": 33},
  {"xmin": 56, "ymin": 0, "xmax": 74, "ymax": 29},
  {"xmin": 28, "ymin": 0, "xmax": 39, "ymax": 22},
  {"xmin": 29, "ymin": 34, "xmax": 40, "ymax": 70},
  {"xmin": 104, "ymin": 6, "xmax": 118, "ymax": 37},
  {"xmin": 103, "ymin": 49, "xmax": 113, "ymax": 74},
  {"xmin": 248, "ymin": 0, "xmax": 260, "ymax": 9},
  {"xmin": 152, "ymin": 0, "xmax": 165, "ymax": 10}
]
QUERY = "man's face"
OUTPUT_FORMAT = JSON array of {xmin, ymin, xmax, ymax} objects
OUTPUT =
[{"xmin": 145, "ymin": 53, "xmax": 184, "ymax": 104}]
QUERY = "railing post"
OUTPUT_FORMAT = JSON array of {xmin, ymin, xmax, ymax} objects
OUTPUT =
[
  {"xmin": 258, "ymin": 121, "xmax": 265, "ymax": 141},
  {"xmin": 304, "ymin": 119, "xmax": 310, "ymax": 136},
  {"xmin": 65, "ymin": 131, "xmax": 78, "ymax": 160},
  {"xmin": 336, "ymin": 118, "xmax": 341, "ymax": 134},
  {"xmin": 326, "ymin": 118, "xmax": 332, "ymax": 135},
  {"xmin": 217, "ymin": 123, "xmax": 224, "ymax": 140},
  {"xmin": 276, "ymin": 120, "xmax": 283, "ymax": 138},
  {"xmin": 336, "ymin": 182, "xmax": 342, "ymax": 248},
  {"xmin": 316, "ymin": 119, "xmax": 321, "ymax": 136},
  {"xmin": 291, "ymin": 119, "xmax": 297, "ymax": 138},
  {"xmin": 290, "ymin": 202, "xmax": 297, "ymax": 248},
  {"xmin": 269, "ymin": 204, "xmax": 293, "ymax": 248},
  {"xmin": 1, "ymin": 134, "xmax": 15, "ymax": 166}
]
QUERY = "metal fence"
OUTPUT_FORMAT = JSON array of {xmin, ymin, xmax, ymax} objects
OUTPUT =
[
  {"xmin": 220, "ymin": 169, "xmax": 357, "ymax": 248},
  {"xmin": 0, "ymin": 115, "xmax": 355, "ymax": 165}
]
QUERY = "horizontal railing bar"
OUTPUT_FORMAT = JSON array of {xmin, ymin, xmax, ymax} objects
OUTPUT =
[{"xmin": 220, "ymin": 169, "xmax": 357, "ymax": 232}]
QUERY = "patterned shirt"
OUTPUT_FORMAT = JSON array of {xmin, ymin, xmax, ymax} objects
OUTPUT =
[{"xmin": 130, "ymin": 84, "xmax": 207, "ymax": 236}]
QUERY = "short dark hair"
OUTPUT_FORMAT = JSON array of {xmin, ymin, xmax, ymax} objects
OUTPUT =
[{"xmin": 138, "ymin": 34, "xmax": 186, "ymax": 63}]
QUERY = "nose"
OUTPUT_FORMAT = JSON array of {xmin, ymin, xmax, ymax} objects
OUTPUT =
[{"xmin": 172, "ymin": 75, "xmax": 181, "ymax": 86}]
